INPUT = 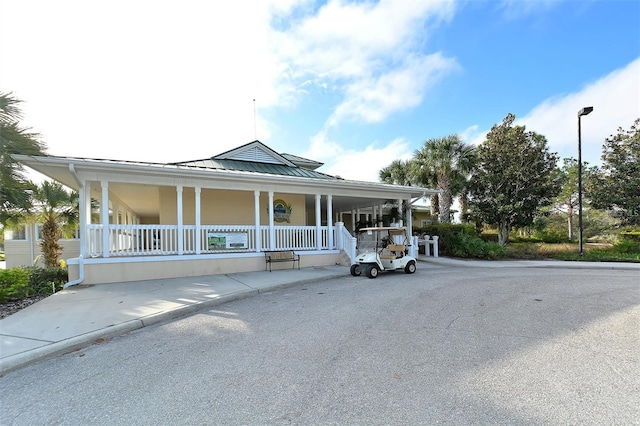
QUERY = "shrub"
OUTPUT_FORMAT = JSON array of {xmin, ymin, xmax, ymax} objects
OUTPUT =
[
  {"xmin": 28, "ymin": 266, "xmax": 68, "ymax": 294},
  {"xmin": 612, "ymin": 240, "xmax": 640, "ymax": 254},
  {"xmin": 0, "ymin": 266, "xmax": 68, "ymax": 303},
  {"xmin": 415, "ymin": 224, "xmax": 507, "ymax": 259},
  {"xmin": 415, "ymin": 224, "xmax": 478, "ymax": 257},
  {"xmin": 0, "ymin": 267, "xmax": 31, "ymax": 303},
  {"xmin": 619, "ymin": 230, "xmax": 640, "ymax": 243}
]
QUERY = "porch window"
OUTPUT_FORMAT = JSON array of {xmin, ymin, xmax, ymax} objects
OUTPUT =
[{"xmin": 4, "ymin": 226, "xmax": 26, "ymax": 240}]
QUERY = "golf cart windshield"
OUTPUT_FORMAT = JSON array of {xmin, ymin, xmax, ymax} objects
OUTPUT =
[{"xmin": 356, "ymin": 226, "xmax": 409, "ymax": 253}]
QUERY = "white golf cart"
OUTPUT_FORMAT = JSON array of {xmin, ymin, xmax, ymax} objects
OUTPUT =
[{"xmin": 350, "ymin": 226, "xmax": 417, "ymax": 279}]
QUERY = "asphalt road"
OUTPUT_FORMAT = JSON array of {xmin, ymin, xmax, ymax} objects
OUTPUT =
[{"xmin": 1, "ymin": 265, "xmax": 638, "ymax": 425}]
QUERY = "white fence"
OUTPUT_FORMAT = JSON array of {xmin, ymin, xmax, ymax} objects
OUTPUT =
[{"xmin": 86, "ymin": 224, "xmax": 332, "ymax": 258}]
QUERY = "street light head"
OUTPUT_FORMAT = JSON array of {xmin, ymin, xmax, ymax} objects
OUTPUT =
[{"xmin": 578, "ymin": 106, "xmax": 594, "ymax": 117}]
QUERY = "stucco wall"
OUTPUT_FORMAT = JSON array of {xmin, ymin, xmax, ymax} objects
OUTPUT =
[
  {"xmin": 158, "ymin": 188, "xmax": 307, "ymax": 226},
  {"xmin": 69, "ymin": 252, "xmax": 341, "ymax": 285}
]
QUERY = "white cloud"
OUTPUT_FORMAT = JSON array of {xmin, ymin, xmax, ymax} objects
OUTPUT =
[
  {"xmin": 498, "ymin": 0, "xmax": 561, "ymax": 19},
  {"xmin": 272, "ymin": 0, "xmax": 455, "ymax": 79},
  {"xmin": 270, "ymin": 0, "xmax": 458, "ymax": 125},
  {"xmin": 1, "ymin": 0, "xmax": 457, "ymax": 166},
  {"xmin": 0, "ymin": 1, "xmax": 285, "ymax": 162},
  {"xmin": 305, "ymin": 130, "xmax": 413, "ymax": 182},
  {"xmin": 459, "ymin": 124, "xmax": 483, "ymax": 146},
  {"xmin": 328, "ymin": 53, "xmax": 459, "ymax": 125},
  {"xmin": 463, "ymin": 58, "xmax": 640, "ymax": 165},
  {"xmin": 518, "ymin": 57, "xmax": 640, "ymax": 165}
]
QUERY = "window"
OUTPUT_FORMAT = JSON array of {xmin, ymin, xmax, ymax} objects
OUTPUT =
[{"xmin": 4, "ymin": 226, "xmax": 26, "ymax": 240}]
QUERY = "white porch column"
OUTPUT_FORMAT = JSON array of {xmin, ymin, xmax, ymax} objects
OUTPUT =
[
  {"xmin": 406, "ymin": 198, "xmax": 413, "ymax": 238},
  {"xmin": 112, "ymin": 201, "xmax": 119, "ymax": 224},
  {"xmin": 83, "ymin": 181, "xmax": 91, "ymax": 256},
  {"xmin": 177, "ymin": 185, "xmax": 184, "ymax": 255},
  {"xmin": 336, "ymin": 221, "xmax": 344, "ymax": 249},
  {"xmin": 195, "ymin": 186, "xmax": 201, "ymax": 254},
  {"xmin": 77, "ymin": 184, "xmax": 87, "ymax": 257},
  {"xmin": 373, "ymin": 205, "xmax": 378, "ymax": 225},
  {"xmin": 315, "ymin": 194, "xmax": 322, "ymax": 250},
  {"xmin": 85, "ymin": 181, "xmax": 92, "ymax": 225},
  {"xmin": 397, "ymin": 198, "xmax": 403, "ymax": 225},
  {"xmin": 351, "ymin": 209, "xmax": 356, "ymax": 232},
  {"xmin": 101, "ymin": 180, "xmax": 109, "ymax": 258},
  {"xmin": 327, "ymin": 194, "xmax": 333, "ymax": 249},
  {"xmin": 268, "ymin": 191, "xmax": 275, "ymax": 250},
  {"xmin": 254, "ymin": 190, "xmax": 261, "ymax": 252}
]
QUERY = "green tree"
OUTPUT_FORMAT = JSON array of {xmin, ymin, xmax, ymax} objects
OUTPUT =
[
  {"xmin": 551, "ymin": 158, "xmax": 582, "ymax": 241},
  {"xmin": 32, "ymin": 181, "xmax": 78, "ymax": 267},
  {"xmin": 469, "ymin": 113, "xmax": 561, "ymax": 244},
  {"xmin": 0, "ymin": 92, "xmax": 47, "ymax": 224},
  {"xmin": 414, "ymin": 134, "xmax": 476, "ymax": 223},
  {"xmin": 588, "ymin": 118, "xmax": 640, "ymax": 225},
  {"xmin": 379, "ymin": 159, "xmax": 413, "ymax": 186}
]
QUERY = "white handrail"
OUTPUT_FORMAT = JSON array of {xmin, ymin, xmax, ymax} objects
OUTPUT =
[{"xmin": 86, "ymin": 224, "xmax": 330, "ymax": 257}]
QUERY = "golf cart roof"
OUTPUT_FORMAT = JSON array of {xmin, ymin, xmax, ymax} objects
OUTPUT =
[{"xmin": 359, "ymin": 227, "xmax": 407, "ymax": 235}]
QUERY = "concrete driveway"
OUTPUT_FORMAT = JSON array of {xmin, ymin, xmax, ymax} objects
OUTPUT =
[{"xmin": 1, "ymin": 264, "xmax": 638, "ymax": 425}]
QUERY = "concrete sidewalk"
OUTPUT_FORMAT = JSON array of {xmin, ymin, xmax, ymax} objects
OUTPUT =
[
  {"xmin": 0, "ymin": 265, "xmax": 348, "ymax": 374},
  {"xmin": 2, "ymin": 257, "xmax": 638, "ymax": 375}
]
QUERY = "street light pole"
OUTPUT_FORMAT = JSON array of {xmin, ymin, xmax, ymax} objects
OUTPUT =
[{"xmin": 577, "ymin": 106, "xmax": 593, "ymax": 256}]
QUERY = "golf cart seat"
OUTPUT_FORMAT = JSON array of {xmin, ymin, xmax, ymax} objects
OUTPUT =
[{"xmin": 380, "ymin": 244, "xmax": 405, "ymax": 259}]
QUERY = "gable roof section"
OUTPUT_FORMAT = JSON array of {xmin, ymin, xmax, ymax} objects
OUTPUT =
[
  {"xmin": 172, "ymin": 140, "xmax": 334, "ymax": 179},
  {"xmin": 212, "ymin": 140, "xmax": 296, "ymax": 166}
]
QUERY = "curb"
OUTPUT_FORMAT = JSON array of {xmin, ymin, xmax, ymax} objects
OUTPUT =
[{"xmin": 418, "ymin": 256, "xmax": 640, "ymax": 270}]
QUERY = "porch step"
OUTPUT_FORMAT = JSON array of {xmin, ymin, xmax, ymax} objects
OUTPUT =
[{"xmin": 338, "ymin": 250, "xmax": 352, "ymax": 266}]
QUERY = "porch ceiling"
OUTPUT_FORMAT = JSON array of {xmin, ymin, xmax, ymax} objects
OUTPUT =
[{"xmin": 102, "ymin": 183, "xmax": 420, "ymax": 218}]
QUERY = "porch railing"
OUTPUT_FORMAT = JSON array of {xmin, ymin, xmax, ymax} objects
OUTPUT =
[{"xmin": 86, "ymin": 224, "xmax": 333, "ymax": 258}]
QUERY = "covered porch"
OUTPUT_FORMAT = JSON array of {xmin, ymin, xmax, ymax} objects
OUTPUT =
[{"xmin": 14, "ymin": 150, "xmax": 435, "ymax": 285}]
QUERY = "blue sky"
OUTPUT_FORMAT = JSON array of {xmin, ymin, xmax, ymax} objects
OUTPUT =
[{"xmin": 1, "ymin": 0, "xmax": 639, "ymax": 183}]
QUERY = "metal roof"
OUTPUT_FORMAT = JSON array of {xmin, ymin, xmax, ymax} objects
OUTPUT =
[{"xmin": 175, "ymin": 158, "xmax": 337, "ymax": 180}]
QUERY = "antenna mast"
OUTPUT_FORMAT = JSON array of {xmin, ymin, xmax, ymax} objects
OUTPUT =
[{"xmin": 253, "ymin": 99, "xmax": 257, "ymax": 140}]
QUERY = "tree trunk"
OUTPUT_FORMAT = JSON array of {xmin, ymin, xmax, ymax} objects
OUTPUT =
[
  {"xmin": 40, "ymin": 215, "xmax": 62, "ymax": 268},
  {"xmin": 498, "ymin": 222, "xmax": 511, "ymax": 245},
  {"xmin": 459, "ymin": 193, "xmax": 469, "ymax": 223},
  {"xmin": 438, "ymin": 174, "xmax": 452, "ymax": 223},
  {"xmin": 430, "ymin": 194, "xmax": 440, "ymax": 222},
  {"xmin": 567, "ymin": 205, "xmax": 574, "ymax": 241}
]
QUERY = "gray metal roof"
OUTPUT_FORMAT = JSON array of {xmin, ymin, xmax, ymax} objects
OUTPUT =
[{"xmin": 174, "ymin": 158, "xmax": 337, "ymax": 180}]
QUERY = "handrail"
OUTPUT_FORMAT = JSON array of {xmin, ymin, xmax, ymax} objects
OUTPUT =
[{"xmin": 86, "ymin": 224, "xmax": 330, "ymax": 257}]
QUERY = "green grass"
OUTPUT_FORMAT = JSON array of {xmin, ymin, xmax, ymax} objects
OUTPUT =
[{"xmin": 505, "ymin": 242, "xmax": 640, "ymax": 262}]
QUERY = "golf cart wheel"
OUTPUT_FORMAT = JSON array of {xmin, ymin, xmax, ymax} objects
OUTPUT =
[
  {"xmin": 366, "ymin": 264, "xmax": 379, "ymax": 279},
  {"xmin": 404, "ymin": 260, "xmax": 416, "ymax": 274},
  {"xmin": 350, "ymin": 264, "xmax": 362, "ymax": 276}
]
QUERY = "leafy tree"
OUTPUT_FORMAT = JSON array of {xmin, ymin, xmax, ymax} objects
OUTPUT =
[
  {"xmin": 31, "ymin": 181, "xmax": 78, "ymax": 267},
  {"xmin": 588, "ymin": 118, "xmax": 640, "ymax": 225},
  {"xmin": 379, "ymin": 159, "xmax": 413, "ymax": 186},
  {"xmin": 469, "ymin": 113, "xmax": 561, "ymax": 244},
  {"xmin": 413, "ymin": 134, "xmax": 476, "ymax": 223},
  {"xmin": 0, "ymin": 92, "xmax": 47, "ymax": 224},
  {"xmin": 551, "ymin": 158, "xmax": 584, "ymax": 241}
]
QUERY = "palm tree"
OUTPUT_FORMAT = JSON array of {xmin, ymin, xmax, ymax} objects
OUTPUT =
[
  {"xmin": 32, "ymin": 181, "xmax": 78, "ymax": 267},
  {"xmin": 379, "ymin": 159, "xmax": 413, "ymax": 185},
  {"xmin": 414, "ymin": 135, "xmax": 476, "ymax": 223},
  {"xmin": 0, "ymin": 92, "xmax": 47, "ymax": 224}
]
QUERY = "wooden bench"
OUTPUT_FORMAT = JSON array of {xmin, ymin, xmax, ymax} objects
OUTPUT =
[{"xmin": 265, "ymin": 250, "xmax": 300, "ymax": 272}]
